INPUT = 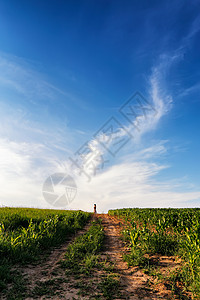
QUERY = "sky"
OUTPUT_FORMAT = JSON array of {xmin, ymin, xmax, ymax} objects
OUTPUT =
[{"xmin": 0, "ymin": 0, "xmax": 200, "ymax": 212}]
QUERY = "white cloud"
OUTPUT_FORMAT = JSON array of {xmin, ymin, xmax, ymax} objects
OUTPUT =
[
  {"xmin": 69, "ymin": 159, "xmax": 200, "ymax": 213},
  {"xmin": 0, "ymin": 135, "xmax": 199, "ymax": 212},
  {"xmin": 0, "ymin": 53, "xmax": 58, "ymax": 101},
  {"xmin": 65, "ymin": 53, "xmax": 200, "ymax": 212},
  {"xmin": 72, "ymin": 53, "xmax": 175, "ymax": 174},
  {"xmin": 0, "ymin": 51, "xmax": 88, "ymax": 109},
  {"xmin": 0, "ymin": 50, "xmax": 199, "ymax": 212},
  {"xmin": 0, "ymin": 136, "xmax": 77, "ymax": 208}
]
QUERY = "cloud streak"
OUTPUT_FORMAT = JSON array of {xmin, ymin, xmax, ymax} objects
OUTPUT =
[
  {"xmin": 0, "ymin": 35, "xmax": 199, "ymax": 211},
  {"xmin": 66, "ymin": 50, "xmax": 200, "ymax": 212},
  {"xmin": 1, "ymin": 135, "xmax": 199, "ymax": 212},
  {"xmin": 0, "ymin": 51, "xmax": 89, "ymax": 109}
]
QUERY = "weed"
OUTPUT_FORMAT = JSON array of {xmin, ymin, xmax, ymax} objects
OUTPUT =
[
  {"xmin": 109, "ymin": 208, "xmax": 200, "ymax": 298},
  {"xmin": 98, "ymin": 274, "xmax": 120, "ymax": 300}
]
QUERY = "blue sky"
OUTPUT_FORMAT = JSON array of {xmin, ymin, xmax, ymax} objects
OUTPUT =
[{"xmin": 0, "ymin": 0, "xmax": 199, "ymax": 212}]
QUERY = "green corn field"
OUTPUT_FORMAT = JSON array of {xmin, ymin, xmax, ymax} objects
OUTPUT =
[
  {"xmin": 108, "ymin": 208, "xmax": 200, "ymax": 299},
  {"xmin": 0, "ymin": 207, "xmax": 91, "ymax": 294}
]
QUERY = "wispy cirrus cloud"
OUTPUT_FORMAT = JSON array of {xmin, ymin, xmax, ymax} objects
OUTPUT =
[
  {"xmin": 66, "ymin": 48, "xmax": 200, "ymax": 212},
  {"xmin": 70, "ymin": 156, "xmax": 200, "ymax": 212},
  {"xmin": 1, "ymin": 135, "xmax": 199, "ymax": 212},
  {"xmin": 72, "ymin": 52, "xmax": 176, "ymax": 174},
  {"xmin": 0, "ymin": 136, "xmax": 74, "ymax": 208},
  {"xmin": 0, "ymin": 51, "xmax": 88, "ymax": 109},
  {"xmin": 0, "ymin": 52, "xmax": 60, "ymax": 101},
  {"xmin": 0, "ymin": 37, "xmax": 199, "ymax": 211}
]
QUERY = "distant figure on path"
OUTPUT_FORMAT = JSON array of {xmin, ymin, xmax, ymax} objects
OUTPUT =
[{"xmin": 94, "ymin": 204, "xmax": 97, "ymax": 214}]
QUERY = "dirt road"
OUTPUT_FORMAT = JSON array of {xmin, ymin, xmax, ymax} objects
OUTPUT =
[
  {"xmin": 7, "ymin": 214, "xmax": 186, "ymax": 299},
  {"xmin": 99, "ymin": 214, "xmax": 180, "ymax": 300}
]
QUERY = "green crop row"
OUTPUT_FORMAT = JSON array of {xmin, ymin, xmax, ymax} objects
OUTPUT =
[
  {"xmin": 108, "ymin": 208, "xmax": 200, "ymax": 299},
  {"xmin": 0, "ymin": 208, "xmax": 91, "ymax": 296},
  {"xmin": 61, "ymin": 219, "xmax": 105, "ymax": 274},
  {"xmin": 60, "ymin": 219, "xmax": 120, "ymax": 299},
  {"xmin": 109, "ymin": 207, "xmax": 200, "ymax": 232},
  {"xmin": 0, "ymin": 208, "xmax": 91, "ymax": 264}
]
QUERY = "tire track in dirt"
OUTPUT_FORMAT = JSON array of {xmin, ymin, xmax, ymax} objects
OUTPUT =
[
  {"xmin": 16, "ymin": 219, "xmax": 93, "ymax": 299},
  {"xmin": 8, "ymin": 214, "xmax": 185, "ymax": 299},
  {"xmin": 98, "ymin": 214, "xmax": 181, "ymax": 300}
]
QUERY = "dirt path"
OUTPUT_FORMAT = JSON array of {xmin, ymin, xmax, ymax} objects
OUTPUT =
[
  {"xmin": 17, "ymin": 220, "xmax": 93, "ymax": 299},
  {"xmin": 98, "ymin": 214, "xmax": 183, "ymax": 300},
  {"xmin": 7, "ymin": 214, "xmax": 187, "ymax": 299}
]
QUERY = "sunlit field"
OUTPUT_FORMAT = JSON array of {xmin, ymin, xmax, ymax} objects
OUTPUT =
[
  {"xmin": 0, "ymin": 207, "xmax": 91, "ymax": 297},
  {"xmin": 109, "ymin": 208, "xmax": 200, "ymax": 298},
  {"xmin": 1, "ymin": 207, "xmax": 200, "ymax": 299}
]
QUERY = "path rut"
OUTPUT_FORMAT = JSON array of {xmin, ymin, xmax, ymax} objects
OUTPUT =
[{"xmin": 99, "ymin": 214, "xmax": 183, "ymax": 300}]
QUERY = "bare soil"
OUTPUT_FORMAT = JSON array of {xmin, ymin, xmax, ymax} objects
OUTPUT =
[
  {"xmin": 15, "ymin": 220, "xmax": 93, "ymax": 300},
  {"xmin": 7, "ymin": 214, "xmax": 191, "ymax": 299},
  {"xmin": 99, "ymin": 214, "xmax": 185, "ymax": 300}
]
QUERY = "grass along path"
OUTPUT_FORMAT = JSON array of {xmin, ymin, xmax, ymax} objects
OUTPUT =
[
  {"xmin": 2, "ymin": 213, "xmax": 192, "ymax": 299},
  {"xmin": 2, "ymin": 217, "xmax": 92, "ymax": 299},
  {"xmin": 98, "ymin": 214, "xmax": 191, "ymax": 300},
  {"xmin": 5, "ymin": 216, "xmax": 120, "ymax": 299},
  {"xmin": 24, "ymin": 216, "xmax": 121, "ymax": 300},
  {"xmin": 28, "ymin": 221, "xmax": 94, "ymax": 299}
]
